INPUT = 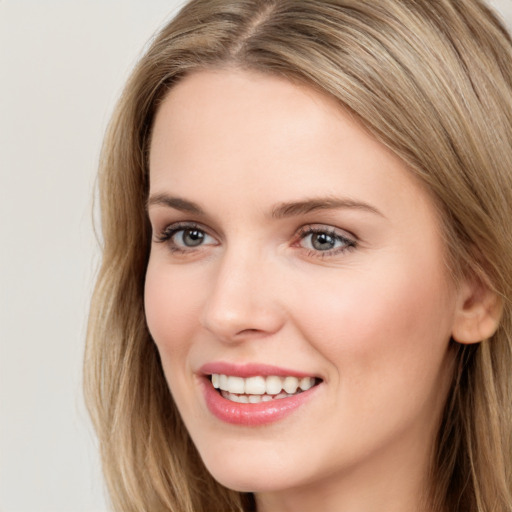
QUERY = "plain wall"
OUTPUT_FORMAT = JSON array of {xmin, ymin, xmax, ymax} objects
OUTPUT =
[
  {"xmin": 1, "ymin": 1, "xmax": 511, "ymax": 511},
  {"xmin": 0, "ymin": 2, "xmax": 185, "ymax": 511}
]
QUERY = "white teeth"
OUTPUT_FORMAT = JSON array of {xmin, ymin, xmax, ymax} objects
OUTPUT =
[
  {"xmin": 229, "ymin": 393, "xmax": 248, "ymax": 403},
  {"xmin": 283, "ymin": 376, "xmax": 300, "ymax": 394},
  {"xmin": 265, "ymin": 375, "xmax": 282, "ymax": 395},
  {"xmin": 219, "ymin": 374, "xmax": 229, "ymax": 390},
  {"xmin": 245, "ymin": 376, "xmax": 266, "ymax": 395},
  {"xmin": 299, "ymin": 377, "xmax": 315, "ymax": 391},
  {"xmin": 211, "ymin": 373, "xmax": 318, "ymax": 399},
  {"xmin": 221, "ymin": 390, "xmax": 296, "ymax": 402},
  {"xmin": 227, "ymin": 376, "xmax": 245, "ymax": 394}
]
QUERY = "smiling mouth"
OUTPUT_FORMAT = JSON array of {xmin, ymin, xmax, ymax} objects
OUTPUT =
[{"xmin": 208, "ymin": 374, "xmax": 322, "ymax": 403}]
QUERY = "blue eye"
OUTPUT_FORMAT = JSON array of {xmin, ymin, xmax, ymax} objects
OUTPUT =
[
  {"xmin": 156, "ymin": 223, "xmax": 216, "ymax": 251},
  {"xmin": 298, "ymin": 226, "xmax": 356, "ymax": 255},
  {"xmin": 308, "ymin": 232, "xmax": 339, "ymax": 251},
  {"xmin": 176, "ymin": 228, "xmax": 207, "ymax": 247}
]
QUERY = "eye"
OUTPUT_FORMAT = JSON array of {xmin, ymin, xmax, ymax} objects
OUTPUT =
[
  {"xmin": 155, "ymin": 222, "xmax": 217, "ymax": 252},
  {"xmin": 176, "ymin": 228, "xmax": 208, "ymax": 247},
  {"xmin": 308, "ymin": 232, "xmax": 339, "ymax": 251},
  {"xmin": 297, "ymin": 225, "xmax": 356, "ymax": 255}
]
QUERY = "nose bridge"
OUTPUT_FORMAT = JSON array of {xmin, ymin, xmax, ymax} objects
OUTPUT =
[{"xmin": 201, "ymin": 241, "xmax": 283, "ymax": 341}]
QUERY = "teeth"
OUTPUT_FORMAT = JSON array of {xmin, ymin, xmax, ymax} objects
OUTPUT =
[
  {"xmin": 283, "ymin": 376, "xmax": 299, "ymax": 394},
  {"xmin": 219, "ymin": 374, "xmax": 229, "ymax": 390},
  {"xmin": 228, "ymin": 393, "xmax": 248, "ymax": 403},
  {"xmin": 245, "ymin": 376, "xmax": 266, "ymax": 395},
  {"xmin": 265, "ymin": 376, "xmax": 282, "ymax": 395},
  {"xmin": 300, "ymin": 377, "xmax": 315, "ymax": 391},
  {"xmin": 221, "ymin": 390, "xmax": 297, "ymax": 402},
  {"xmin": 227, "ymin": 376, "xmax": 245, "ymax": 394},
  {"xmin": 211, "ymin": 373, "xmax": 318, "ymax": 397}
]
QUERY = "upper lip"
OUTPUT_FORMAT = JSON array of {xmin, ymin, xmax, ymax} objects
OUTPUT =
[{"xmin": 199, "ymin": 361, "xmax": 319, "ymax": 379}]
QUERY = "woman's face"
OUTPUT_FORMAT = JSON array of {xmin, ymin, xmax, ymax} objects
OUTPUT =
[{"xmin": 145, "ymin": 69, "xmax": 459, "ymax": 507}]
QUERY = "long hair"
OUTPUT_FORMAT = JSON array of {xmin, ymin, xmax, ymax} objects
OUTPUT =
[{"xmin": 84, "ymin": 1, "xmax": 512, "ymax": 510}]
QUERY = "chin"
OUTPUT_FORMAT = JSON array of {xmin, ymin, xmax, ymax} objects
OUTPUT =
[
  {"xmin": 208, "ymin": 468, "xmax": 295, "ymax": 494},
  {"xmin": 198, "ymin": 444, "xmax": 305, "ymax": 493}
]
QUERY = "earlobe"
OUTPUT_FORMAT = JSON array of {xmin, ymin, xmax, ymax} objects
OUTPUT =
[{"xmin": 451, "ymin": 276, "xmax": 503, "ymax": 344}]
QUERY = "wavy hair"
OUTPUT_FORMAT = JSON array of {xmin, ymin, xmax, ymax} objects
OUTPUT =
[{"xmin": 84, "ymin": 1, "xmax": 512, "ymax": 510}]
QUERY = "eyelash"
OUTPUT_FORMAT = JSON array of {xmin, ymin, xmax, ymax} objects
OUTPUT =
[
  {"xmin": 155, "ymin": 222, "xmax": 212, "ymax": 253},
  {"xmin": 295, "ymin": 225, "xmax": 357, "ymax": 258},
  {"xmin": 154, "ymin": 222, "xmax": 357, "ymax": 257}
]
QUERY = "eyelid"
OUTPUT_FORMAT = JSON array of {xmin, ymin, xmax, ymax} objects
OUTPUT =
[
  {"xmin": 296, "ymin": 223, "xmax": 357, "ymax": 241},
  {"xmin": 154, "ymin": 221, "xmax": 219, "ymax": 246},
  {"xmin": 294, "ymin": 223, "xmax": 358, "ymax": 255},
  {"xmin": 152, "ymin": 220, "xmax": 357, "ymax": 258}
]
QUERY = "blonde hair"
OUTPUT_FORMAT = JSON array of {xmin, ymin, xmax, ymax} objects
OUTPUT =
[{"xmin": 84, "ymin": 1, "xmax": 512, "ymax": 511}]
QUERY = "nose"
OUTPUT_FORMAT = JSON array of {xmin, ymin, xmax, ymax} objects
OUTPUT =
[{"xmin": 200, "ymin": 248, "xmax": 285, "ymax": 343}]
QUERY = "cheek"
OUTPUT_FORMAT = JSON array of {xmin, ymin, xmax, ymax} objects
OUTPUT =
[
  {"xmin": 144, "ymin": 261, "xmax": 201, "ymax": 359},
  {"xmin": 289, "ymin": 255, "xmax": 456, "ymax": 397}
]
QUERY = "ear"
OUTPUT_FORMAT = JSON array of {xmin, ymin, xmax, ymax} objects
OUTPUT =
[{"xmin": 451, "ymin": 275, "xmax": 503, "ymax": 344}]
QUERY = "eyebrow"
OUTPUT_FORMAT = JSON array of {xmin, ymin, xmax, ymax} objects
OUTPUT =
[
  {"xmin": 147, "ymin": 193, "xmax": 384, "ymax": 219},
  {"xmin": 147, "ymin": 193, "xmax": 205, "ymax": 215},
  {"xmin": 271, "ymin": 197, "xmax": 384, "ymax": 219}
]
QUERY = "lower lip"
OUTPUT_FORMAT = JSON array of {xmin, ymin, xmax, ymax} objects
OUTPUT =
[{"xmin": 201, "ymin": 377, "xmax": 320, "ymax": 426}]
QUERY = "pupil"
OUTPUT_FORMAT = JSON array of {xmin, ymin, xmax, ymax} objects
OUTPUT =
[
  {"xmin": 183, "ymin": 229, "xmax": 204, "ymax": 247},
  {"xmin": 312, "ymin": 232, "xmax": 335, "ymax": 251}
]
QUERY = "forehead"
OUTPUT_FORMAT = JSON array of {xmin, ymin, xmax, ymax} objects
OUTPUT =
[
  {"xmin": 148, "ymin": 68, "xmax": 435, "ymax": 228},
  {"xmin": 149, "ymin": 68, "xmax": 349, "ymax": 174}
]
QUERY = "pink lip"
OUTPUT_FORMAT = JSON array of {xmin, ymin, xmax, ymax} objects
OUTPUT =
[
  {"xmin": 199, "ymin": 361, "xmax": 314, "ymax": 378},
  {"xmin": 198, "ymin": 362, "xmax": 321, "ymax": 426}
]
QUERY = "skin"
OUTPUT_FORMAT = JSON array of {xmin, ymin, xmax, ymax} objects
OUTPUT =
[{"xmin": 145, "ymin": 68, "xmax": 466, "ymax": 512}]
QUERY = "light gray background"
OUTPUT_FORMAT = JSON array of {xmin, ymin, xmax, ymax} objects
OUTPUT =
[{"xmin": 1, "ymin": 1, "xmax": 511, "ymax": 511}]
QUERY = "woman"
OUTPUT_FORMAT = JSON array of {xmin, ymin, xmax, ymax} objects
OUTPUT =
[{"xmin": 84, "ymin": 1, "xmax": 512, "ymax": 511}]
